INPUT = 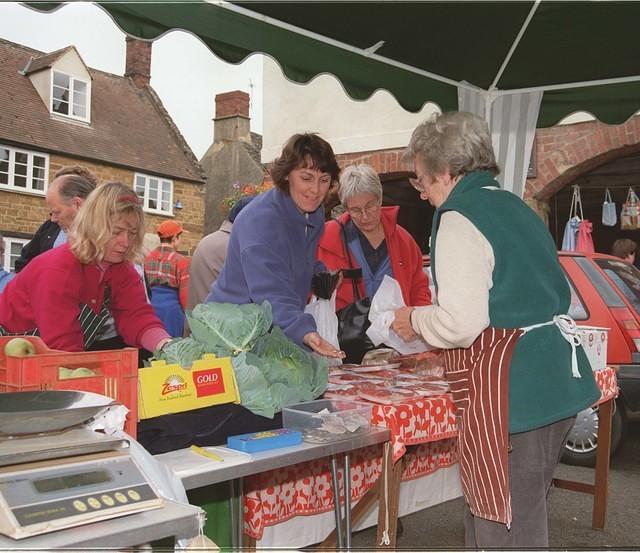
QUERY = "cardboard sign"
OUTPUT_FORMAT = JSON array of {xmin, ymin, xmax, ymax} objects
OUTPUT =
[{"xmin": 138, "ymin": 354, "xmax": 239, "ymax": 419}]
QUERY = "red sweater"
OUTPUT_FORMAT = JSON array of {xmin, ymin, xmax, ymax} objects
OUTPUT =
[
  {"xmin": 317, "ymin": 207, "xmax": 431, "ymax": 311},
  {"xmin": 0, "ymin": 244, "xmax": 167, "ymax": 352}
]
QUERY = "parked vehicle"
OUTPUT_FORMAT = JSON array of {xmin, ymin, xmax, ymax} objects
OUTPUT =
[
  {"xmin": 422, "ymin": 252, "xmax": 640, "ymax": 466},
  {"xmin": 559, "ymin": 252, "xmax": 640, "ymax": 466}
]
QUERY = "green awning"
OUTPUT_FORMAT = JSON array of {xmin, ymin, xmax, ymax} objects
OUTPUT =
[{"xmin": 26, "ymin": 1, "xmax": 640, "ymax": 127}]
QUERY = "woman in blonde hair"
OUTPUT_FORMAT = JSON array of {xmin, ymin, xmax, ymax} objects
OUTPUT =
[{"xmin": 0, "ymin": 182, "xmax": 171, "ymax": 352}]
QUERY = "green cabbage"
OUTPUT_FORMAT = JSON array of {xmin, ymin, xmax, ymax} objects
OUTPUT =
[
  {"xmin": 152, "ymin": 301, "xmax": 328, "ymax": 418},
  {"xmin": 153, "ymin": 337, "xmax": 205, "ymax": 368},
  {"xmin": 186, "ymin": 301, "xmax": 272, "ymax": 356}
]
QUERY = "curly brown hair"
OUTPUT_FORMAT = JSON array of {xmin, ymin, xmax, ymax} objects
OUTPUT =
[{"xmin": 269, "ymin": 133, "xmax": 340, "ymax": 194}]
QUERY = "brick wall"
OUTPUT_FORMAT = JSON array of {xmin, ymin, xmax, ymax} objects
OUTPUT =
[
  {"xmin": 0, "ymin": 154, "xmax": 204, "ymax": 255},
  {"xmin": 525, "ymin": 116, "xmax": 640, "ymax": 201}
]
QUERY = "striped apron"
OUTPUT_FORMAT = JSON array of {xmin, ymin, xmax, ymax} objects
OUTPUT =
[
  {"xmin": 444, "ymin": 326, "xmax": 523, "ymax": 527},
  {"xmin": 0, "ymin": 287, "xmax": 112, "ymax": 350}
]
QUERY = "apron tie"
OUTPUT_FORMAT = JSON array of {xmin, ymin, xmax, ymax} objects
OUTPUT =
[{"xmin": 521, "ymin": 315, "xmax": 582, "ymax": 378}]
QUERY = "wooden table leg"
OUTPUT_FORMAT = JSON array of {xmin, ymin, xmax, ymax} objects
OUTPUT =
[
  {"xmin": 552, "ymin": 398, "xmax": 613, "ymax": 531},
  {"xmin": 376, "ymin": 442, "xmax": 403, "ymax": 549},
  {"xmin": 592, "ymin": 398, "xmax": 612, "ymax": 530}
]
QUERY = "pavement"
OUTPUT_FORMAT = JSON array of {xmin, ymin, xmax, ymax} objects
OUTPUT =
[{"xmin": 350, "ymin": 415, "xmax": 640, "ymax": 550}]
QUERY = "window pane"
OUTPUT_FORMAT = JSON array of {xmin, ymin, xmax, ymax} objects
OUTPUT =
[
  {"xmin": 0, "ymin": 148, "xmax": 8, "ymax": 185},
  {"xmin": 162, "ymin": 188, "xmax": 171, "ymax": 202},
  {"xmin": 9, "ymin": 242, "xmax": 25, "ymax": 271},
  {"xmin": 53, "ymin": 72, "xmax": 69, "ymax": 88},
  {"xmin": 160, "ymin": 200, "xmax": 170, "ymax": 212},
  {"xmin": 148, "ymin": 199, "xmax": 157, "ymax": 210},
  {"xmin": 72, "ymin": 101, "xmax": 86, "ymax": 118},
  {"xmin": 74, "ymin": 80, "xmax": 87, "ymax": 95},
  {"xmin": 14, "ymin": 153, "xmax": 27, "ymax": 187}
]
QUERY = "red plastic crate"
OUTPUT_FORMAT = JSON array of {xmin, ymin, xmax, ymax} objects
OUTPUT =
[{"xmin": 0, "ymin": 336, "xmax": 138, "ymax": 437}]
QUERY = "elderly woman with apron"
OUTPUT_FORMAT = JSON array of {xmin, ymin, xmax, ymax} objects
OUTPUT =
[
  {"xmin": 392, "ymin": 112, "xmax": 599, "ymax": 548},
  {"xmin": 0, "ymin": 181, "xmax": 171, "ymax": 354}
]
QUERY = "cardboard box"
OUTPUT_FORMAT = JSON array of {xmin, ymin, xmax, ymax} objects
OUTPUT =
[
  {"xmin": 577, "ymin": 326, "xmax": 608, "ymax": 371},
  {"xmin": 138, "ymin": 353, "xmax": 239, "ymax": 419}
]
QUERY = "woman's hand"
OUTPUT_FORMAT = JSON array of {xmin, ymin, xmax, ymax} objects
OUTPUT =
[
  {"xmin": 303, "ymin": 332, "xmax": 346, "ymax": 359},
  {"xmin": 392, "ymin": 306, "xmax": 419, "ymax": 342}
]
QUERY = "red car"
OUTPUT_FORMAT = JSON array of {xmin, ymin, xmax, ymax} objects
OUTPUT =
[
  {"xmin": 560, "ymin": 251, "xmax": 640, "ymax": 465},
  {"xmin": 423, "ymin": 252, "xmax": 640, "ymax": 466}
]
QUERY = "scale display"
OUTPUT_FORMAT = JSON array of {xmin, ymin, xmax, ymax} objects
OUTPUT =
[{"xmin": 0, "ymin": 451, "xmax": 163, "ymax": 539}]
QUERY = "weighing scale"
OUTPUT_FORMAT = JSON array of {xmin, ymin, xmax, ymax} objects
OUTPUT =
[{"xmin": 0, "ymin": 390, "xmax": 164, "ymax": 540}]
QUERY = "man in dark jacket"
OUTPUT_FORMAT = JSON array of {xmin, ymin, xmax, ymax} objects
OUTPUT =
[{"xmin": 15, "ymin": 165, "xmax": 97, "ymax": 272}]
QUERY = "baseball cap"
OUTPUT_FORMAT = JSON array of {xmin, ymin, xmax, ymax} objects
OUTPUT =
[{"xmin": 157, "ymin": 220, "xmax": 187, "ymax": 238}]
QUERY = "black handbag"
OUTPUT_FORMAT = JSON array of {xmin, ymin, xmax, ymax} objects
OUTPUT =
[{"xmin": 336, "ymin": 221, "xmax": 375, "ymax": 364}]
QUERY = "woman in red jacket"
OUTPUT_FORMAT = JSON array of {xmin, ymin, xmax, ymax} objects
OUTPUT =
[
  {"xmin": 0, "ymin": 181, "xmax": 171, "ymax": 353},
  {"xmin": 317, "ymin": 163, "xmax": 431, "ymax": 311}
]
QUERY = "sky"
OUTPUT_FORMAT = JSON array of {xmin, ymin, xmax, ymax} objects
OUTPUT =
[{"xmin": 0, "ymin": 1, "xmax": 263, "ymax": 159}]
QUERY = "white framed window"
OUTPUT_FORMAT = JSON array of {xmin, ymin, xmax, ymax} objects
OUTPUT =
[
  {"xmin": 0, "ymin": 145, "xmax": 48, "ymax": 195},
  {"xmin": 134, "ymin": 173, "xmax": 173, "ymax": 215},
  {"xmin": 51, "ymin": 70, "xmax": 90, "ymax": 122},
  {"xmin": 2, "ymin": 237, "xmax": 29, "ymax": 272}
]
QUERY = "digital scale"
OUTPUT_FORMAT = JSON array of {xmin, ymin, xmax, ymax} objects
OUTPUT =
[{"xmin": 0, "ymin": 391, "xmax": 164, "ymax": 540}]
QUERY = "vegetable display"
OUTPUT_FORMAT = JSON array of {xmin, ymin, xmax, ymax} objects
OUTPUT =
[{"xmin": 153, "ymin": 301, "xmax": 328, "ymax": 418}]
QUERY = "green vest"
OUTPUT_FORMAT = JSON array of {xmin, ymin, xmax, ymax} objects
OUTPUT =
[{"xmin": 431, "ymin": 171, "xmax": 599, "ymax": 433}]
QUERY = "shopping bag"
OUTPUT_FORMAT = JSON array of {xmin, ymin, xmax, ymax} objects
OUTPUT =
[
  {"xmin": 620, "ymin": 187, "xmax": 640, "ymax": 230},
  {"xmin": 337, "ymin": 294, "xmax": 375, "ymax": 364},
  {"xmin": 304, "ymin": 291, "xmax": 340, "ymax": 351},
  {"xmin": 562, "ymin": 217, "xmax": 580, "ymax": 251},
  {"xmin": 366, "ymin": 275, "xmax": 429, "ymax": 355},
  {"xmin": 561, "ymin": 186, "xmax": 584, "ymax": 251},
  {"xmin": 602, "ymin": 189, "xmax": 617, "ymax": 227},
  {"xmin": 576, "ymin": 220, "xmax": 595, "ymax": 254}
]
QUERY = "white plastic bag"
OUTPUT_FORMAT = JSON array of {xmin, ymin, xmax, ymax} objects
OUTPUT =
[
  {"xmin": 305, "ymin": 290, "xmax": 340, "ymax": 351},
  {"xmin": 366, "ymin": 275, "xmax": 429, "ymax": 355}
]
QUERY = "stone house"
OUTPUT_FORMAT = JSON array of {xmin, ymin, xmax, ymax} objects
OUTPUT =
[{"xmin": 0, "ymin": 37, "xmax": 205, "ymax": 271}]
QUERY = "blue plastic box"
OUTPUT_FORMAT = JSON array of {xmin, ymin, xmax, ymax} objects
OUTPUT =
[{"xmin": 226, "ymin": 428, "xmax": 303, "ymax": 453}]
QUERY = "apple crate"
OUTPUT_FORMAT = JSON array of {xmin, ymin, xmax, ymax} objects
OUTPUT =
[{"xmin": 0, "ymin": 336, "xmax": 139, "ymax": 437}]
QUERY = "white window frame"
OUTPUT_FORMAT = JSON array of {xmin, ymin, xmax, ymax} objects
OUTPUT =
[
  {"xmin": 50, "ymin": 70, "xmax": 91, "ymax": 123},
  {"xmin": 133, "ymin": 173, "xmax": 174, "ymax": 216},
  {"xmin": 2, "ymin": 236, "xmax": 29, "ymax": 272},
  {"xmin": 0, "ymin": 144, "xmax": 49, "ymax": 195}
]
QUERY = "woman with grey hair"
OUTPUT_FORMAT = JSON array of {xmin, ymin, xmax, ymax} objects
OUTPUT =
[
  {"xmin": 391, "ymin": 111, "xmax": 599, "ymax": 548},
  {"xmin": 317, "ymin": 163, "xmax": 430, "ymax": 359}
]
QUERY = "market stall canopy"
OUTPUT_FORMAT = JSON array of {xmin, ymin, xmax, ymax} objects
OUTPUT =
[{"xmin": 26, "ymin": 0, "xmax": 640, "ymax": 128}]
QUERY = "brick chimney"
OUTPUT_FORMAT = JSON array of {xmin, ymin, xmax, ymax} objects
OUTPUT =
[
  {"xmin": 214, "ymin": 90, "xmax": 251, "ymax": 142},
  {"xmin": 125, "ymin": 37, "xmax": 151, "ymax": 88}
]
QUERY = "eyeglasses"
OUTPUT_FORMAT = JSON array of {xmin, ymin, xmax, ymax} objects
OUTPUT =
[
  {"xmin": 347, "ymin": 201, "xmax": 380, "ymax": 218},
  {"xmin": 409, "ymin": 174, "xmax": 427, "ymax": 192}
]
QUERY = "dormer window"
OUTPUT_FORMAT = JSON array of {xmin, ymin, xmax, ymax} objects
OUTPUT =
[{"xmin": 51, "ymin": 70, "xmax": 90, "ymax": 121}]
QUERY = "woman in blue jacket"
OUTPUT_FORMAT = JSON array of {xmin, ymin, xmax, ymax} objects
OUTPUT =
[{"xmin": 208, "ymin": 133, "xmax": 344, "ymax": 359}]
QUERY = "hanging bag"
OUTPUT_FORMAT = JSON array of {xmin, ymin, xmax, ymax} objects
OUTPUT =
[
  {"xmin": 576, "ymin": 220, "xmax": 595, "ymax": 254},
  {"xmin": 602, "ymin": 188, "xmax": 617, "ymax": 227},
  {"xmin": 335, "ymin": 221, "xmax": 375, "ymax": 364},
  {"xmin": 620, "ymin": 187, "xmax": 640, "ymax": 230},
  {"xmin": 561, "ymin": 186, "xmax": 583, "ymax": 251}
]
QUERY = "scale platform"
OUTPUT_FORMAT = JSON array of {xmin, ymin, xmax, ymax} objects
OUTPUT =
[{"xmin": 0, "ymin": 391, "xmax": 164, "ymax": 540}]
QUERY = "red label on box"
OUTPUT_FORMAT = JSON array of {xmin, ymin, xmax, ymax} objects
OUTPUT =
[{"xmin": 193, "ymin": 367, "xmax": 225, "ymax": 397}]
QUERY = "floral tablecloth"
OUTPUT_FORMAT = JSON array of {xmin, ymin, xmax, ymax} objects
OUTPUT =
[
  {"xmin": 242, "ymin": 366, "xmax": 617, "ymax": 540},
  {"xmin": 244, "ymin": 393, "xmax": 458, "ymax": 539}
]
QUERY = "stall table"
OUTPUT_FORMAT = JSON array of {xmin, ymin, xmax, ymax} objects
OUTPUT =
[{"xmin": 156, "ymin": 426, "xmax": 391, "ymax": 548}]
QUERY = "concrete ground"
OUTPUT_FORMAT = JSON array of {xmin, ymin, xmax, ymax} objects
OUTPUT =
[{"xmin": 350, "ymin": 416, "xmax": 640, "ymax": 550}]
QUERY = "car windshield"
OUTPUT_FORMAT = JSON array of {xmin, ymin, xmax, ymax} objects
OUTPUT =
[{"xmin": 595, "ymin": 258, "xmax": 640, "ymax": 314}]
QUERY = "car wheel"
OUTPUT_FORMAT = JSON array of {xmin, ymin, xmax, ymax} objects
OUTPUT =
[{"xmin": 561, "ymin": 399, "xmax": 626, "ymax": 467}]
